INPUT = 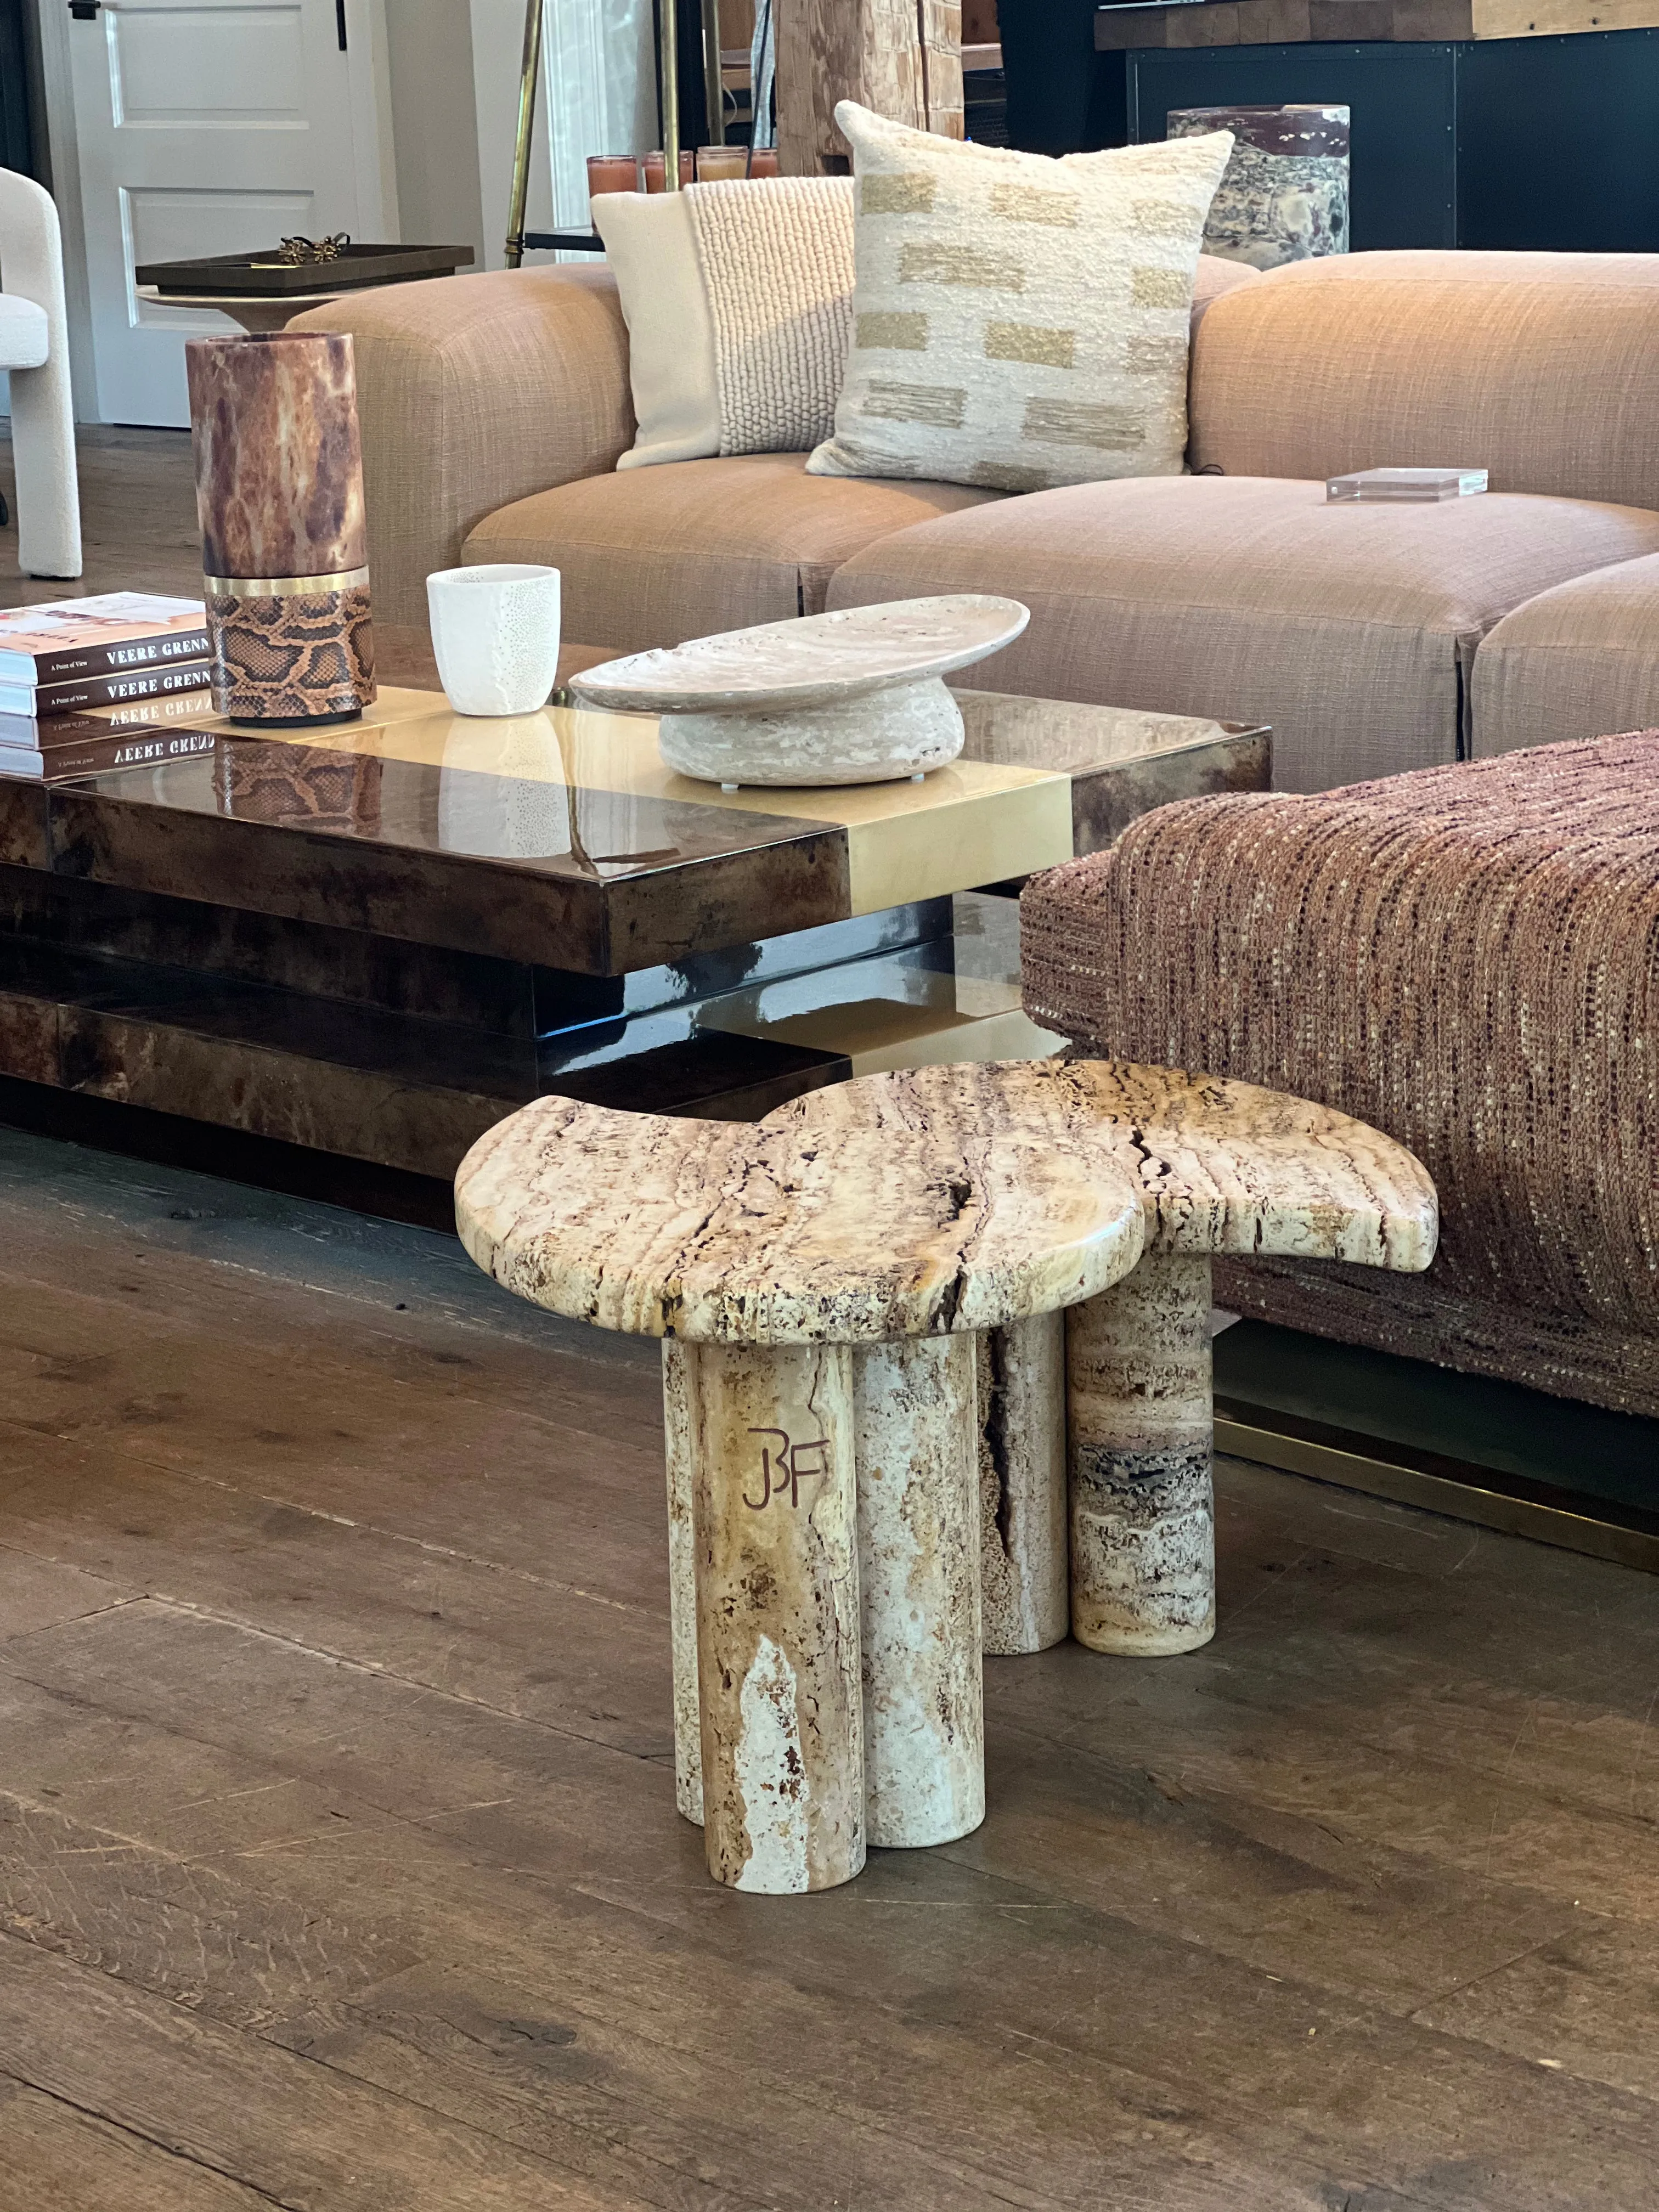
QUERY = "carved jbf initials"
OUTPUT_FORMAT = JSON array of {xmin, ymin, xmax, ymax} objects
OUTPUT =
[{"xmin": 743, "ymin": 1427, "xmax": 832, "ymax": 1510}]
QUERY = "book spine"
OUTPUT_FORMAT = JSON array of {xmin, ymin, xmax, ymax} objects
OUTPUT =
[
  {"xmin": 42, "ymin": 727, "xmax": 220, "ymax": 781},
  {"xmin": 28, "ymin": 629, "xmax": 211, "ymax": 684},
  {"xmin": 34, "ymin": 663, "xmax": 213, "ymax": 717}
]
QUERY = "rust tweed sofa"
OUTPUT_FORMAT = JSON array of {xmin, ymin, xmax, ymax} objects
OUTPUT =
[{"xmin": 1020, "ymin": 733, "xmax": 1659, "ymax": 1417}]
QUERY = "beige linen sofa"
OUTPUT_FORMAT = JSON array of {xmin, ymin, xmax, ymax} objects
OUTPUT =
[{"xmin": 296, "ymin": 249, "xmax": 1659, "ymax": 791}]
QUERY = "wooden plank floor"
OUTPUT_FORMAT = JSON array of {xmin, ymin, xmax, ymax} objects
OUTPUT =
[
  {"xmin": 0, "ymin": 423, "xmax": 206, "ymax": 608},
  {"xmin": 4, "ymin": 426, "xmax": 1659, "ymax": 2207},
  {"xmin": 3, "ymin": 1129, "xmax": 1659, "ymax": 2209}
]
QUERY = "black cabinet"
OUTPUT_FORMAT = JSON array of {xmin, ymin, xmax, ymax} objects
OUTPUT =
[
  {"xmin": 1113, "ymin": 26, "xmax": 1659, "ymax": 252},
  {"xmin": 1459, "ymin": 32, "xmax": 1659, "ymax": 250},
  {"xmin": 1126, "ymin": 41, "xmax": 1456, "ymax": 250}
]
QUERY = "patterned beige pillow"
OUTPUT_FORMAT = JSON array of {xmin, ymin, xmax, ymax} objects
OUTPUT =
[{"xmin": 807, "ymin": 104, "xmax": 1234, "ymax": 494}]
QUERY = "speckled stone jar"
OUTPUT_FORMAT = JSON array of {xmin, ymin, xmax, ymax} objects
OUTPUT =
[
  {"xmin": 1167, "ymin": 105, "xmax": 1349, "ymax": 271},
  {"xmin": 185, "ymin": 331, "xmax": 377, "ymax": 726}
]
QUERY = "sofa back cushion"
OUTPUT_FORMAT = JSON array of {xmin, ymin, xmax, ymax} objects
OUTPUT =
[{"xmin": 1189, "ymin": 251, "xmax": 1659, "ymax": 511}]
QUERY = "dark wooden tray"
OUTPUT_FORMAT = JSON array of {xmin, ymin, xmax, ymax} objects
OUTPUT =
[
  {"xmin": 134, "ymin": 244, "xmax": 475, "ymax": 296},
  {"xmin": 520, "ymin": 230, "xmax": 606, "ymax": 255}
]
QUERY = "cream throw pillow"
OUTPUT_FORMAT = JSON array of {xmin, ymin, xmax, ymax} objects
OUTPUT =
[
  {"xmin": 593, "ymin": 177, "xmax": 855, "ymax": 469},
  {"xmin": 806, "ymin": 104, "xmax": 1235, "ymax": 493}
]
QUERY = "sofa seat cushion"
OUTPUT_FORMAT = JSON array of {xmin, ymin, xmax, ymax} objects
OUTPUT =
[
  {"xmin": 1471, "ymin": 551, "xmax": 1659, "ymax": 759},
  {"xmin": 825, "ymin": 474, "xmax": 1659, "ymax": 790},
  {"xmin": 463, "ymin": 453, "xmax": 1002, "ymax": 653}
]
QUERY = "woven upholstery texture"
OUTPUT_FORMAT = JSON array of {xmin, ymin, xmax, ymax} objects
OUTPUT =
[
  {"xmin": 464, "ymin": 452, "xmax": 1001, "ymax": 651},
  {"xmin": 1021, "ymin": 735, "xmax": 1659, "ymax": 1414},
  {"xmin": 290, "ymin": 268, "xmax": 633, "ymax": 628},
  {"xmin": 301, "ymin": 251, "xmax": 1255, "ymax": 640},
  {"xmin": 1472, "ymin": 552, "xmax": 1659, "ymax": 759},
  {"xmin": 826, "ymin": 476, "xmax": 1659, "ymax": 789},
  {"xmin": 1189, "ymin": 251, "xmax": 1659, "ymax": 511}
]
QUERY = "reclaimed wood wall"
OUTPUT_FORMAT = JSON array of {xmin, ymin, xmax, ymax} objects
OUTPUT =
[{"xmin": 776, "ymin": 0, "xmax": 964, "ymax": 173}]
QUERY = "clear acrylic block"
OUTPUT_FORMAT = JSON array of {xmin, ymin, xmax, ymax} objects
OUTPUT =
[{"xmin": 1327, "ymin": 467, "xmax": 1489, "ymax": 503}]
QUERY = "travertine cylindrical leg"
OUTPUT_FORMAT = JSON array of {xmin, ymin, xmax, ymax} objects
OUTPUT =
[
  {"xmin": 661, "ymin": 1339, "xmax": 702, "ymax": 1825},
  {"xmin": 854, "ymin": 1334, "xmax": 983, "ymax": 1848},
  {"xmin": 1067, "ymin": 1249, "xmax": 1215, "ymax": 1656},
  {"xmin": 977, "ymin": 1314, "xmax": 1068, "ymax": 1655},
  {"xmin": 688, "ymin": 1340, "xmax": 865, "ymax": 1892}
]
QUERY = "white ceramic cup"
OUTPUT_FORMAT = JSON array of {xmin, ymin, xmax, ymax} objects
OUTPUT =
[{"xmin": 426, "ymin": 563, "xmax": 562, "ymax": 716}]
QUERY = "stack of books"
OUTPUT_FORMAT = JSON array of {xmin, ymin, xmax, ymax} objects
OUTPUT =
[{"xmin": 0, "ymin": 592, "xmax": 212, "ymax": 779}]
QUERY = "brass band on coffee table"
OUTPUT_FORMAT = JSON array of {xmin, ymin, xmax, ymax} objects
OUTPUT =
[{"xmin": 454, "ymin": 1093, "xmax": 1146, "ymax": 1893}]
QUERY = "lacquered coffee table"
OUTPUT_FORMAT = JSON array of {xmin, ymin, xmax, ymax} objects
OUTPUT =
[{"xmin": 0, "ymin": 682, "xmax": 1267, "ymax": 1183}]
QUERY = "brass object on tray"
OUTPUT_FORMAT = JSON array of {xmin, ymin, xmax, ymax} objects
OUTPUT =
[{"xmin": 272, "ymin": 233, "xmax": 351, "ymax": 266}]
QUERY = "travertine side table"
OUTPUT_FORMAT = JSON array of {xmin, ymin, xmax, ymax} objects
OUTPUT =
[
  {"xmin": 456, "ymin": 1097, "xmax": 1144, "ymax": 1893},
  {"xmin": 766, "ymin": 1060, "xmax": 1438, "ymax": 1657}
]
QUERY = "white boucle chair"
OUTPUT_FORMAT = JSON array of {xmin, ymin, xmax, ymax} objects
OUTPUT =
[{"xmin": 0, "ymin": 167, "xmax": 81, "ymax": 579}]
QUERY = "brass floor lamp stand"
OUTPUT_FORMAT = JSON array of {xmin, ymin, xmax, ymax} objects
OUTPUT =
[{"xmin": 505, "ymin": 0, "xmax": 721, "ymax": 269}]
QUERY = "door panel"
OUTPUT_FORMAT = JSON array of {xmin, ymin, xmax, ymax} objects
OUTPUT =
[
  {"xmin": 71, "ymin": 0, "xmax": 385, "ymax": 426},
  {"xmin": 109, "ymin": 4, "xmax": 310, "ymax": 125}
]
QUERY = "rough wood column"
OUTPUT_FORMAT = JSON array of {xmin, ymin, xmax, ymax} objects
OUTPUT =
[
  {"xmin": 918, "ymin": 0, "xmax": 965, "ymax": 138},
  {"xmin": 977, "ymin": 1314, "xmax": 1069, "ymax": 1655},
  {"xmin": 688, "ymin": 1339, "xmax": 865, "ymax": 1892},
  {"xmin": 661, "ymin": 1339, "xmax": 702, "ymax": 1826},
  {"xmin": 1067, "ymin": 1250, "xmax": 1216, "ymax": 1656},
  {"xmin": 855, "ymin": 1334, "xmax": 983, "ymax": 1848},
  {"xmin": 775, "ymin": 0, "xmax": 964, "ymax": 174}
]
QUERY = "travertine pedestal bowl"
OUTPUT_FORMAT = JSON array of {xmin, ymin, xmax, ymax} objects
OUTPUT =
[{"xmin": 568, "ymin": 594, "xmax": 1031, "ymax": 787}]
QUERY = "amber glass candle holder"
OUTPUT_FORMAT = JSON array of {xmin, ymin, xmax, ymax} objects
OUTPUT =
[
  {"xmin": 642, "ymin": 150, "xmax": 696, "ymax": 191},
  {"xmin": 696, "ymin": 145, "xmax": 748, "ymax": 181},
  {"xmin": 586, "ymin": 154, "xmax": 640, "ymax": 221}
]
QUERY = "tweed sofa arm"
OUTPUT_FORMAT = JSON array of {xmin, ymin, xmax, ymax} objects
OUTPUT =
[
  {"xmin": 289, "ymin": 267, "xmax": 634, "ymax": 626},
  {"xmin": 1019, "ymin": 743, "xmax": 1659, "ymax": 1417}
]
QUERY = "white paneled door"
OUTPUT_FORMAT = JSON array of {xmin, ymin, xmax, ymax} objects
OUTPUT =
[{"xmin": 69, "ymin": 0, "xmax": 394, "ymax": 425}]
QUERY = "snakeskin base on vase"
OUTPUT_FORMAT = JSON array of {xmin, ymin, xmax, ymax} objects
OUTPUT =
[{"xmin": 207, "ymin": 581, "xmax": 377, "ymax": 726}]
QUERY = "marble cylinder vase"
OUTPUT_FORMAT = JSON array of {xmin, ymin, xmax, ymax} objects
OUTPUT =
[
  {"xmin": 185, "ymin": 331, "xmax": 377, "ymax": 725},
  {"xmin": 687, "ymin": 1340, "xmax": 865, "ymax": 1893},
  {"xmin": 1066, "ymin": 1249, "xmax": 1216, "ymax": 1656},
  {"xmin": 1167, "ymin": 106, "xmax": 1348, "ymax": 270}
]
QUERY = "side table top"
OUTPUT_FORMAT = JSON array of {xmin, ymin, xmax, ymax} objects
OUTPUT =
[
  {"xmin": 454, "ymin": 1095, "xmax": 1146, "ymax": 1344},
  {"xmin": 765, "ymin": 1059, "xmax": 1438, "ymax": 1271}
]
